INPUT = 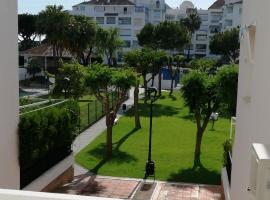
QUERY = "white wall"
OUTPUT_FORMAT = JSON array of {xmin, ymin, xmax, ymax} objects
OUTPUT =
[
  {"xmin": 0, "ymin": 0, "xmax": 20, "ymax": 189},
  {"xmin": 0, "ymin": 189, "xmax": 117, "ymax": 200},
  {"xmin": 231, "ymin": 0, "xmax": 270, "ymax": 199}
]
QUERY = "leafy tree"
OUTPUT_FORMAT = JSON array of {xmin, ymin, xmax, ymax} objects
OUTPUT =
[
  {"xmin": 27, "ymin": 57, "xmax": 43, "ymax": 79},
  {"xmin": 65, "ymin": 15, "xmax": 97, "ymax": 66},
  {"xmin": 53, "ymin": 61, "xmax": 86, "ymax": 99},
  {"xmin": 155, "ymin": 21, "xmax": 189, "ymax": 96},
  {"xmin": 138, "ymin": 22, "xmax": 188, "ymax": 96},
  {"xmin": 18, "ymin": 14, "xmax": 39, "ymax": 51},
  {"xmin": 85, "ymin": 64, "xmax": 137, "ymax": 158},
  {"xmin": 137, "ymin": 23, "xmax": 155, "ymax": 48},
  {"xmin": 209, "ymin": 28, "xmax": 240, "ymax": 63},
  {"xmin": 181, "ymin": 11, "xmax": 202, "ymax": 60},
  {"xmin": 154, "ymin": 21, "xmax": 189, "ymax": 51},
  {"xmin": 181, "ymin": 65, "xmax": 239, "ymax": 165},
  {"xmin": 216, "ymin": 64, "xmax": 239, "ymax": 116},
  {"xmin": 36, "ymin": 5, "xmax": 71, "ymax": 58},
  {"xmin": 190, "ymin": 58, "xmax": 216, "ymax": 72},
  {"xmin": 96, "ymin": 27, "xmax": 123, "ymax": 67}
]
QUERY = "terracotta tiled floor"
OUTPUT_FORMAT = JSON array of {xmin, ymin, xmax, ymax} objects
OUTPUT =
[
  {"xmin": 56, "ymin": 175, "xmax": 140, "ymax": 199},
  {"xmin": 156, "ymin": 183, "xmax": 223, "ymax": 200}
]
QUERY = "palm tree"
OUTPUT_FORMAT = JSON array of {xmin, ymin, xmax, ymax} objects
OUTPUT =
[
  {"xmin": 36, "ymin": 5, "xmax": 70, "ymax": 58},
  {"xmin": 65, "ymin": 15, "xmax": 97, "ymax": 66},
  {"xmin": 96, "ymin": 28, "xmax": 123, "ymax": 67},
  {"xmin": 181, "ymin": 10, "xmax": 201, "ymax": 60}
]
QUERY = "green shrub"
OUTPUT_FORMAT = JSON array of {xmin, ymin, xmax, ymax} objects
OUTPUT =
[{"xmin": 19, "ymin": 100, "xmax": 79, "ymax": 171}]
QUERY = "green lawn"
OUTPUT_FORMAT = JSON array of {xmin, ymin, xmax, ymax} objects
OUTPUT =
[{"xmin": 75, "ymin": 92, "xmax": 230, "ymax": 185}]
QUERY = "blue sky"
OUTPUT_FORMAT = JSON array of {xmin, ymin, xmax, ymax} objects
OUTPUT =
[{"xmin": 18, "ymin": 0, "xmax": 215, "ymax": 14}]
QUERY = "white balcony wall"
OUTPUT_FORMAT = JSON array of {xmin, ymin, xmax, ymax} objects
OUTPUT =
[
  {"xmin": 0, "ymin": 0, "xmax": 20, "ymax": 189},
  {"xmin": 0, "ymin": 189, "xmax": 118, "ymax": 200},
  {"xmin": 231, "ymin": 0, "xmax": 270, "ymax": 199}
]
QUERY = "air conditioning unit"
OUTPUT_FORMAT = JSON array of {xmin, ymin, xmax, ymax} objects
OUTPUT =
[{"xmin": 249, "ymin": 143, "xmax": 270, "ymax": 200}]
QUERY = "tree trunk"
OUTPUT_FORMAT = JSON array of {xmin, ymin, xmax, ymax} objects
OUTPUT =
[
  {"xmin": 194, "ymin": 129, "xmax": 203, "ymax": 166},
  {"xmin": 143, "ymin": 74, "xmax": 148, "ymax": 105},
  {"xmin": 170, "ymin": 76, "xmax": 174, "ymax": 96},
  {"xmin": 104, "ymin": 98, "xmax": 113, "ymax": 158},
  {"xmin": 158, "ymin": 68, "xmax": 162, "ymax": 96},
  {"xmin": 151, "ymin": 73, "xmax": 155, "ymax": 87},
  {"xmin": 134, "ymin": 84, "xmax": 141, "ymax": 129}
]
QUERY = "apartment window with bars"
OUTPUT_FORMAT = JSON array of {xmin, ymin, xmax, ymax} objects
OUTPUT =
[{"xmin": 118, "ymin": 17, "xmax": 131, "ymax": 25}]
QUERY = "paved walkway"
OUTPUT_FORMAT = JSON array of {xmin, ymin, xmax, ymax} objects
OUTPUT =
[{"xmin": 57, "ymin": 174, "xmax": 223, "ymax": 200}]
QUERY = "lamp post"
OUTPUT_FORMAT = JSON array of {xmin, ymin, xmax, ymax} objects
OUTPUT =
[
  {"xmin": 64, "ymin": 77, "xmax": 70, "ymax": 99},
  {"xmin": 144, "ymin": 87, "xmax": 158, "ymax": 179}
]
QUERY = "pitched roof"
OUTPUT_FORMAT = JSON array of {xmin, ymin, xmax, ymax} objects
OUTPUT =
[
  {"xmin": 21, "ymin": 44, "xmax": 73, "ymax": 58},
  {"xmin": 208, "ymin": 0, "xmax": 225, "ymax": 9},
  {"xmin": 75, "ymin": 0, "xmax": 134, "ymax": 6}
]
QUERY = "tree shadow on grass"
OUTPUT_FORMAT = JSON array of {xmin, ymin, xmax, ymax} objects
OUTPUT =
[
  {"xmin": 167, "ymin": 159, "xmax": 221, "ymax": 185},
  {"xmin": 125, "ymin": 103, "xmax": 180, "ymax": 118},
  {"xmin": 87, "ymin": 128, "xmax": 139, "ymax": 174},
  {"xmin": 169, "ymin": 95, "xmax": 177, "ymax": 101}
]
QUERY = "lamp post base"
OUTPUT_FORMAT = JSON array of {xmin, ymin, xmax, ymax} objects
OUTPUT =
[{"xmin": 144, "ymin": 160, "xmax": 155, "ymax": 179}]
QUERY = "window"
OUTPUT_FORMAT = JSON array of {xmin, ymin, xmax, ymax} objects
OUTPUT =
[
  {"xmin": 133, "ymin": 18, "xmax": 143, "ymax": 26},
  {"xmin": 118, "ymin": 17, "xmax": 131, "ymax": 25},
  {"xmin": 96, "ymin": 17, "xmax": 104, "ymax": 24},
  {"xmin": 196, "ymin": 44, "xmax": 207, "ymax": 52},
  {"xmin": 124, "ymin": 7, "xmax": 128, "ymax": 14},
  {"xmin": 107, "ymin": 17, "xmax": 116, "ymax": 24},
  {"xmin": 196, "ymin": 34, "xmax": 207, "ymax": 41},
  {"xmin": 156, "ymin": 1, "xmax": 160, "ymax": 8},
  {"xmin": 123, "ymin": 40, "xmax": 131, "ymax": 48},
  {"xmin": 135, "ymin": 6, "xmax": 144, "ymax": 12},
  {"xmin": 119, "ymin": 29, "xmax": 131, "ymax": 36}
]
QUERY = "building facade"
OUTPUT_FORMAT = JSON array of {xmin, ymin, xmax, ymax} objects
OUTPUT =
[{"xmin": 71, "ymin": 0, "xmax": 242, "ymax": 59}]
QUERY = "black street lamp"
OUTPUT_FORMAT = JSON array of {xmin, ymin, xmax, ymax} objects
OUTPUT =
[
  {"xmin": 144, "ymin": 87, "xmax": 158, "ymax": 180},
  {"xmin": 64, "ymin": 77, "xmax": 70, "ymax": 99}
]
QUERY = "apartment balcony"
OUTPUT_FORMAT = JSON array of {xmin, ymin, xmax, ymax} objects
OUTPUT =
[{"xmin": 0, "ymin": 189, "xmax": 116, "ymax": 200}]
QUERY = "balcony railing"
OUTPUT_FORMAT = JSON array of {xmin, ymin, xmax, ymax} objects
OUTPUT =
[{"xmin": 226, "ymin": 151, "xmax": 232, "ymax": 185}]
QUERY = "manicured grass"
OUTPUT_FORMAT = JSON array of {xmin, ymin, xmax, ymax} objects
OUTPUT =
[{"xmin": 75, "ymin": 92, "xmax": 230, "ymax": 185}]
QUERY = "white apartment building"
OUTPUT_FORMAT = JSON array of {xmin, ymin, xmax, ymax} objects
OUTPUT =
[
  {"xmin": 71, "ymin": 0, "xmax": 242, "ymax": 59},
  {"xmin": 71, "ymin": 0, "xmax": 166, "ymax": 62},
  {"xmin": 165, "ymin": 0, "xmax": 242, "ymax": 58}
]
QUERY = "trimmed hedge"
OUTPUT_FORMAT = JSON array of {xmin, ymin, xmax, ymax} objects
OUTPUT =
[{"xmin": 18, "ymin": 100, "xmax": 79, "ymax": 188}]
